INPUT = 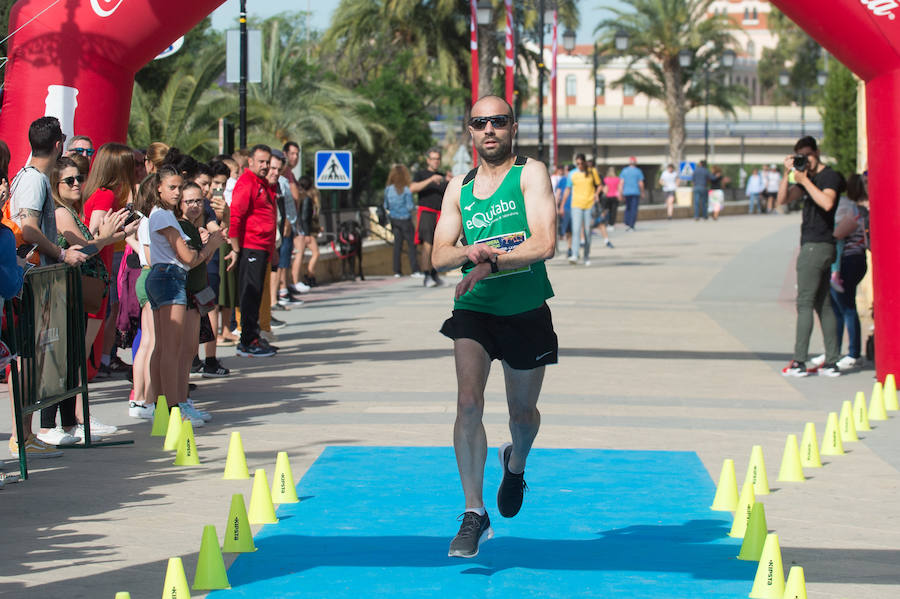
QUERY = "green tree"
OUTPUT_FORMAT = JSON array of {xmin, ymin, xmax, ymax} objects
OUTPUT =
[
  {"xmin": 595, "ymin": 0, "xmax": 744, "ymax": 166},
  {"xmin": 820, "ymin": 60, "xmax": 857, "ymax": 177},
  {"xmin": 757, "ymin": 9, "xmax": 824, "ymax": 106}
]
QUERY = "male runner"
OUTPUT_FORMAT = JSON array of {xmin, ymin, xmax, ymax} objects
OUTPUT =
[{"xmin": 432, "ymin": 95, "xmax": 558, "ymax": 558}]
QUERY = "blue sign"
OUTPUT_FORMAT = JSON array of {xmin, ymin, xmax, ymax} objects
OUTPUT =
[
  {"xmin": 678, "ymin": 161, "xmax": 696, "ymax": 181},
  {"xmin": 315, "ymin": 151, "xmax": 353, "ymax": 190}
]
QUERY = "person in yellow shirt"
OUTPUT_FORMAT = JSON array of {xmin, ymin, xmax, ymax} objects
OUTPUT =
[{"xmin": 568, "ymin": 154, "xmax": 611, "ymax": 265}]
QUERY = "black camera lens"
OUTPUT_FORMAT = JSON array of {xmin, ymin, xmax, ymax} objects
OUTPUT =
[{"xmin": 793, "ymin": 154, "xmax": 809, "ymax": 171}]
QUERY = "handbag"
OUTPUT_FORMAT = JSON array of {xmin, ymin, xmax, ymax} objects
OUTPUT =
[{"xmin": 80, "ymin": 274, "xmax": 107, "ymax": 314}]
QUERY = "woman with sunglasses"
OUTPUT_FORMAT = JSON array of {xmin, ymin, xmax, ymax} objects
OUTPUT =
[
  {"xmin": 82, "ymin": 143, "xmax": 137, "ymax": 387},
  {"xmin": 145, "ymin": 166, "xmax": 224, "ymax": 420},
  {"xmin": 36, "ymin": 157, "xmax": 132, "ymax": 446}
]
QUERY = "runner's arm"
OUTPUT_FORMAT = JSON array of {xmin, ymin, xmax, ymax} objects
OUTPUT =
[
  {"xmin": 431, "ymin": 175, "xmax": 469, "ymax": 271},
  {"xmin": 496, "ymin": 159, "xmax": 556, "ymax": 270}
]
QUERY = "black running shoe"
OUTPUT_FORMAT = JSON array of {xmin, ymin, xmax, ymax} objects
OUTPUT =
[
  {"xmin": 236, "ymin": 340, "xmax": 276, "ymax": 357},
  {"xmin": 190, "ymin": 355, "xmax": 203, "ymax": 374},
  {"xmin": 270, "ymin": 317, "xmax": 287, "ymax": 330},
  {"xmin": 497, "ymin": 442, "xmax": 527, "ymax": 518},
  {"xmin": 448, "ymin": 511, "xmax": 493, "ymax": 558},
  {"xmin": 202, "ymin": 359, "xmax": 230, "ymax": 378}
]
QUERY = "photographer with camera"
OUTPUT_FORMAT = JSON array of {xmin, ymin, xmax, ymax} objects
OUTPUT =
[{"xmin": 777, "ymin": 136, "xmax": 845, "ymax": 377}]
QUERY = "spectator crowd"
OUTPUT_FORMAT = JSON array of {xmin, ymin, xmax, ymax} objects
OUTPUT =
[{"xmin": 0, "ymin": 116, "xmax": 322, "ymax": 459}]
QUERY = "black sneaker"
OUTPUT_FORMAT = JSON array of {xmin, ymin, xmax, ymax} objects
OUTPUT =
[
  {"xmin": 236, "ymin": 340, "xmax": 276, "ymax": 358},
  {"xmin": 781, "ymin": 361, "xmax": 808, "ymax": 377},
  {"xmin": 448, "ymin": 511, "xmax": 493, "ymax": 558},
  {"xmin": 270, "ymin": 317, "xmax": 287, "ymax": 330},
  {"xmin": 818, "ymin": 363, "xmax": 841, "ymax": 377},
  {"xmin": 190, "ymin": 356, "xmax": 203, "ymax": 374},
  {"xmin": 202, "ymin": 359, "xmax": 230, "ymax": 378},
  {"xmin": 258, "ymin": 337, "xmax": 280, "ymax": 352},
  {"xmin": 497, "ymin": 442, "xmax": 527, "ymax": 518}
]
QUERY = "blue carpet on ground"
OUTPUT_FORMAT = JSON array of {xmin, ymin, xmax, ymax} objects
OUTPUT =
[{"xmin": 208, "ymin": 446, "xmax": 757, "ymax": 598}]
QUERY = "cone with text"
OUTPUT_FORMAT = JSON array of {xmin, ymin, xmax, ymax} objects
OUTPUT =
[
  {"xmin": 173, "ymin": 420, "xmax": 200, "ymax": 466},
  {"xmin": 743, "ymin": 445, "xmax": 770, "ymax": 495},
  {"xmin": 799, "ymin": 422, "xmax": 822, "ymax": 468},
  {"xmin": 748, "ymin": 533, "xmax": 785, "ymax": 598},
  {"xmin": 728, "ymin": 481, "xmax": 755, "ymax": 538},
  {"xmin": 839, "ymin": 400, "xmax": 858, "ymax": 443},
  {"xmin": 737, "ymin": 502, "xmax": 768, "ymax": 561},
  {"xmin": 271, "ymin": 451, "xmax": 299, "ymax": 504},
  {"xmin": 854, "ymin": 390, "xmax": 871, "ymax": 431},
  {"xmin": 223, "ymin": 493, "xmax": 257, "ymax": 553},
  {"xmin": 160, "ymin": 557, "xmax": 190, "ymax": 599},
  {"xmin": 820, "ymin": 411, "xmax": 844, "ymax": 456}
]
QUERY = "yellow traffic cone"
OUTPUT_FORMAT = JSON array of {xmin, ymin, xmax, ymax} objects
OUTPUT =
[
  {"xmin": 150, "ymin": 396, "xmax": 169, "ymax": 437},
  {"xmin": 173, "ymin": 420, "xmax": 200, "ymax": 466},
  {"xmin": 776, "ymin": 434, "xmax": 804, "ymax": 482},
  {"xmin": 271, "ymin": 451, "xmax": 299, "ymax": 504},
  {"xmin": 711, "ymin": 458, "xmax": 739, "ymax": 511},
  {"xmin": 160, "ymin": 557, "xmax": 190, "ymax": 599},
  {"xmin": 799, "ymin": 422, "xmax": 822, "ymax": 468},
  {"xmin": 839, "ymin": 400, "xmax": 858, "ymax": 443},
  {"xmin": 783, "ymin": 565, "xmax": 808, "ymax": 599},
  {"xmin": 248, "ymin": 468, "xmax": 278, "ymax": 524},
  {"xmin": 192, "ymin": 525, "xmax": 231, "ymax": 590},
  {"xmin": 748, "ymin": 533, "xmax": 785, "ymax": 598},
  {"xmin": 884, "ymin": 374, "xmax": 899, "ymax": 411},
  {"xmin": 729, "ymin": 481, "xmax": 755, "ymax": 538},
  {"xmin": 223, "ymin": 432, "xmax": 250, "ymax": 479},
  {"xmin": 854, "ymin": 390, "xmax": 872, "ymax": 431},
  {"xmin": 820, "ymin": 412, "xmax": 844, "ymax": 456},
  {"xmin": 744, "ymin": 445, "xmax": 770, "ymax": 495},
  {"xmin": 223, "ymin": 493, "xmax": 257, "ymax": 553},
  {"xmin": 163, "ymin": 406, "xmax": 183, "ymax": 451},
  {"xmin": 869, "ymin": 381, "xmax": 888, "ymax": 421},
  {"xmin": 737, "ymin": 501, "xmax": 768, "ymax": 561},
  {"xmin": 114, "ymin": 593, "xmax": 131, "ymax": 599}
]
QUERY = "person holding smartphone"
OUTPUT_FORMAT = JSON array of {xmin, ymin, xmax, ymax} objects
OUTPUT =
[{"xmin": 37, "ymin": 156, "xmax": 134, "ymax": 446}]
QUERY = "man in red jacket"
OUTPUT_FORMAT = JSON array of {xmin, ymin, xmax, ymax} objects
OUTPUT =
[{"xmin": 229, "ymin": 144, "xmax": 278, "ymax": 357}]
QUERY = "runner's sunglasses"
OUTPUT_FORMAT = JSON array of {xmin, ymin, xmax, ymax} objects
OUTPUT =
[{"xmin": 468, "ymin": 115, "xmax": 512, "ymax": 130}]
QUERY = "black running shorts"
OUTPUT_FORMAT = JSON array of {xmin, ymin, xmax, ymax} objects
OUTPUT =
[{"xmin": 440, "ymin": 303, "xmax": 558, "ymax": 370}]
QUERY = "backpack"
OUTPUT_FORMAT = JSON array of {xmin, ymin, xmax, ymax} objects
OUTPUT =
[{"xmin": 3, "ymin": 167, "xmax": 47, "ymax": 266}]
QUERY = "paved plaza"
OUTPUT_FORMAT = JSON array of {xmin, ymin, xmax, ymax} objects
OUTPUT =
[{"xmin": 2, "ymin": 213, "xmax": 899, "ymax": 598}]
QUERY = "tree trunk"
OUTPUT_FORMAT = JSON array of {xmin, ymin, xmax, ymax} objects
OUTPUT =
[
  {"xmin": 478, "ymin": 24, "xmax": 493, "ymax": 99},
  {"xmin": 662, "ymin": 58, "xmax": 687, "ymax": 168}
]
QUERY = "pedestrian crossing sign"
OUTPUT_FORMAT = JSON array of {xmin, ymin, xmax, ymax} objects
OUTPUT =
[
  {"xmin": 678, "ymin": 161, "xmax": 695, "ymax": 181},
  {"xmin": 315, "ymin": 151, "xmax": 353, "ymax": 190}
]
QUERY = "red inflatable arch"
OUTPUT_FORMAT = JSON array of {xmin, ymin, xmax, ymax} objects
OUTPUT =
[
  {"xmin": 771, "ymin": 0, "xmax": 899, "ymax": 381},
  {"xmin": 0, "ymin": 0, "xmax": 225, "ymax": 168}
]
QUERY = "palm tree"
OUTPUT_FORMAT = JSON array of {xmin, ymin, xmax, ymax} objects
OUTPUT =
[
  {"xmin": 248, "ymin": 15, "xmax": 381, "ymax": 152},
  {"xmin": 128, "ymin": 45, "xmax": 236, "ymax": 157},
  {"xmin": 595, "ymin": 0, "xmax": 744, "ymax": 166}
]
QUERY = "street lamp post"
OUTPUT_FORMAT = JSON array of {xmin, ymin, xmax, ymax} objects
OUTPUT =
[
  {"xmin": 683, "ymin": 48, "xmax": 734, "ymax": 162},
  {"xmin": 780, "ymin": 69, "xmax": 828, "ymax": 136},
  {"xmin": 591, "ymin": 30, "xmax": 627, "ymax": 162}
]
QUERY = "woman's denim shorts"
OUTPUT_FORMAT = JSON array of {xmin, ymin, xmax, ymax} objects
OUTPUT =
[{"xmin": 145, "ymin": 263, "xmax": 188, "ymax": 310}]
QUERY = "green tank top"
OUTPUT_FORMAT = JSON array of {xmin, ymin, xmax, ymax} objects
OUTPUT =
[{"xmin": 455, "ymin": 156, "xmax": 554, "ymax": 316}]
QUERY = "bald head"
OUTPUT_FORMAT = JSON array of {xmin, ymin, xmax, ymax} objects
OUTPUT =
[{"xmin": 471, "ymin": 95, "xmax": 515, "ymax": 120}]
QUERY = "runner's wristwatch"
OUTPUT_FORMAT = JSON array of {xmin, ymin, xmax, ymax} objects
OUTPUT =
[{"xmin": 490, "ymin": 258, "xmax": 499, "ymax": 274}]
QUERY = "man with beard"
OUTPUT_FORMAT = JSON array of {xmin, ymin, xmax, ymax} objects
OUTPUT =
[
  {"xmin": 432, "ymin": 95, "xmax": 557, "ymax": 558},
  {"xmin": 411, "ymin": 148, "xmax": 449, "ymax": 287}
]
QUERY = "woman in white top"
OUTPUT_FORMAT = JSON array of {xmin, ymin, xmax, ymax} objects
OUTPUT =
[
  {"xmin": 659, "ymin": 163, "xmax": 679, "ymax": 220},
  {"xmin": 144, "ymin": 165, "xmax": 224, "ymax": 415},
  {"xmin": 126, "ymin": 175, "xmax": 159, "ymax": 418}
]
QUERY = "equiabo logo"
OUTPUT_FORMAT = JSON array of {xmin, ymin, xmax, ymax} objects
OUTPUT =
[
  {"xmin": 465, "ymin": 199, "xmax": 518, "ymax": 229},
  {"xmin": 861, "ymin": 0, "xmax": 897, "ymax": 20},
  {"xmin": 91, "ymin": 0, "xmax": 125, "ymax": 18}
]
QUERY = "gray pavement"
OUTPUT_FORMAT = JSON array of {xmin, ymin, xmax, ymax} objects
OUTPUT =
[{"xmin": 2, "ymin": 212, "xmax": 899, "ymax": 598}]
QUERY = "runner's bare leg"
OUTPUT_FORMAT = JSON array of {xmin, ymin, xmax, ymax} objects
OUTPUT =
[
  {"xmin": 453, "ymin": 338, "xmax": 492, "ymax": 509},
  {"xmin": 502, "ymin": 362, "xmax": 544, "ymax": 473}
]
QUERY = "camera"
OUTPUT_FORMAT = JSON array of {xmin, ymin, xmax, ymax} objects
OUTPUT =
[{"xmin": 792, "ymin": 154, "xmax": 809, "ymax": 171}]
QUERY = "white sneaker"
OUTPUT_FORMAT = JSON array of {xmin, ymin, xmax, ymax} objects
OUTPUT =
[
  {"xmin": 37, "ymin": 426, "xmax": 79, "ymax": 446},
  {"xmin": 72, "ymin": 424, "xmax": 103, "ymax": 442},
  {"xmin": 129, "ymin": 401, "xmax": 155, "ymax": 419},
  {"xmin": 183, "ymin": 398, "xmax": 212, "ymax": 422},
  {"xmin": 584, "ymin": 260, "xmax": 591, "ymax": 267},
  {"xmin": 88, "ymin": 416, "xmax": 118, "ymax": 435},
  {"xmin": 410, "ymin": 271, "xmax": 425, "ymax": 278},
  {"xmin": 177, "ymin": 402, "xmax": 206, "ymax": 427},
  {"xmin": 424, "ymin": 275, "xmax": 438, "ymax": 288},
  {"xmin": 836, "ymin": 355, "xmax": 860, "ymax": 370},
  {"xmin": 810, "ymin": 354, "xmax": 826, "ymax": 368},
  {"xmin": 291, "ymin": 282, "xmax": 311, "ymax": 294},
  {"xmin": 608, "ymin": 225, "xmax": 615, "ymax": 232},
  {"xmin": 568, "ymin": 257, "xmax": 577, "ymax": 264}
]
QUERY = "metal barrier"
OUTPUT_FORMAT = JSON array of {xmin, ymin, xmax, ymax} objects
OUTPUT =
[{"xmin": 5, "ymin": 264, "xmax": 132, "ymax": 480}]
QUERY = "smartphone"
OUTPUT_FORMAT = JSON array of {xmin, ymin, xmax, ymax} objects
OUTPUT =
[
  {"xmin": 79, "ymin": 244, "xmax": 100, "ymax": 257},
  {"xmin": 122, "ymin": 211, "xmax": 142, "ymax": 228},
  {"xmin": 212, "ymin": 188, "xmax": 224, "ymax": 199},
  {"xmin": 16, "ymin": 243, "xmax": 37, "ymax": 259}
]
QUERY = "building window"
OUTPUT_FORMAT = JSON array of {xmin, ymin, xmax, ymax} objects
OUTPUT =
[
  {"xmin": 566, "ymin": 75, "xmax": 577, "ymax": 97},
  {"xmin": 623, "ymin": 83, "xmax": 635, "ymax": 97},
  {"xmin": 744, "ymin": 7, "xmax": 749, "ymax": 20},
  {"xmin": 596, "ymin": 75, "xmax": 606, "ymax": 97},
  {"xmin": 747, "ymin": 41, "xmax": 755, "ymax": 57},
  {"xmin": 753, "ymin": 8, "xmax": 758, "ymax": 19}
]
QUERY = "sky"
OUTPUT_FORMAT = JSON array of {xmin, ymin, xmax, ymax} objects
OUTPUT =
[{"xmin": 210, "ymin": 0, "xmax": 627, "ymax": 46}]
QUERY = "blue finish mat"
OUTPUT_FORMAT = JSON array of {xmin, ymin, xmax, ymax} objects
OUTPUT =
[{"xmin": 209, "ymin": 446, "xmax": 756, "ymax": 598}]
